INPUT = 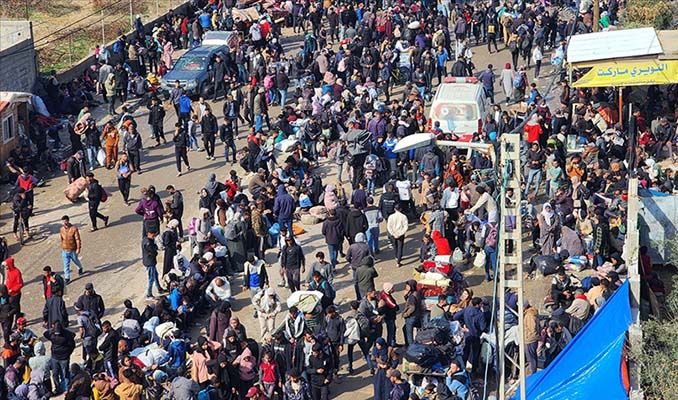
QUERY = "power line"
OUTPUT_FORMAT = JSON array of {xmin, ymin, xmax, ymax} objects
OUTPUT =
[
  {"xmin": 0, "ymin": 1, "xmax": 130, "ymax": 59},
  {"xmin": 32, "ymin": 0, "xmax": 126, "ymax": 45}
]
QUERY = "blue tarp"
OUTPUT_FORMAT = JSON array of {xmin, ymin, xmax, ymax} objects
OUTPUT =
[{"xmin": 513, "ymin": 280, "xmax": 632, "ymax": 400}]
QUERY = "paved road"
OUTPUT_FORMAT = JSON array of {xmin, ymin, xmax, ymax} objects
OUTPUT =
[{"xmin": 2, "ymin": 27, "xmax": 560, "ymax": 399}]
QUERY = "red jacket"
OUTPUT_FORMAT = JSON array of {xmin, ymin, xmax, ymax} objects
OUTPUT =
[
  {"xmin": 432, "ymin": 230, "xmax": 451, "ymax": 256},
  {"xmin": 5, "ymin": 258, "xmax": 23, "ymax": 297}
]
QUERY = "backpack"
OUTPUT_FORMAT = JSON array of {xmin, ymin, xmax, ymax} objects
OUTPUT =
[
  {"xmin": 100, "ymin": 187, "xmax": 108, "ymax": 202},
  {"xmin": 513, "ymin": 73, "xmax": 524, "ymax": 88},
  {"xmin": 319, "ymin": 280, "xmax": 336, "ymax": 302},
  {"xmin": 81, "ymin": 310, "xmax": 103, "ymax": 338},
  {"xmin": 224, "ymin": 220, "xmax": 241, "ymax": 241},
  {"xmin": 344, "ymin": 316, "xmax": 361, "ymax": 345},
  {"xmin": 485, "ymin": 223, "xmax": 498, "ymax": 248}
]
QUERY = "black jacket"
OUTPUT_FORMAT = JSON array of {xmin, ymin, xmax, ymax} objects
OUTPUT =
[
  {"xmin": 173, "ymin": 129, "xmax": 190, "ymax": 149},
  {"xmin": 42, "ymin": 273, "xmax": 65, "ymax": 298},
  {"xmin": 321, "ymin": 216, "xmax": 344, "ymax": 245},
  {"xmin": 148, "ymin": 104, "xmax": 166, "ymax": 125},
  {"xmin": 307, "ymin": 354, "xmax": 329, "ymax": 387},
  {"xmin": 142, "ymin": 236, "xmax": 159, "ymax": 266},
  {"xmin": 66, "ymin": 156, "xmax": 86, "ymax": 182},
  {"xmin": 219, "ymin": 123, "xmax": 234, "ymax": 142},
  {"xmin": 43, "ymin": 296, "xmax": 69, "ymax": 331},
  {"xmin": 280, "ymin": 243, "xmax": 305, "ymax": 270},
  {"xmin": 344, "ymin": 209, "xmax": 368, "ymax": 241},
  {"xmin": 98, "ymin": 328, "xmax": 120, "ymax": 362},
  {"xmin": 201, "ymin": 114, "xmax": 219, "ymax": 135},
  {"xmin": 74, "ymin": 292, "xmax": 105, "ymax": 319},
  {"xmin": 44, "ymin": 327, "xmax": 76, "ymax": 361},
  {"xmin": 87, "ymin": 179, "xmax": 103, "ymax": 203}
]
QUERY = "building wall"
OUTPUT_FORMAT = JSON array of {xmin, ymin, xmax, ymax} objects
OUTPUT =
[
  {"xmin": 0, "ymin": 104, "xmax": 20, "ymax": 167},
  {"xmin": 0, "ymin": 20, "xmax": 37, "ymax": 93}
]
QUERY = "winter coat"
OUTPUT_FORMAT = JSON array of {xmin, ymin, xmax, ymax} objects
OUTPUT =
[
  {"xmin": 321, "ymin": 215, "xmax": 344, "ymax": 245},
  {"xmin": 344, "ymin": 209, "xmax": 368, "ymax": 241}
]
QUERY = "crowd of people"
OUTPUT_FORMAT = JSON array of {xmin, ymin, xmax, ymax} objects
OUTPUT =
[{"xmin": 1, "ymin": 0, "xmax": 665, "ymax": 398}]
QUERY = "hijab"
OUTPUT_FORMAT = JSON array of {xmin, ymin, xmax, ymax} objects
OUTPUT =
[
  {"xmin": 204, "ymin": 173, "xmax": 219, "ymax": 197},
  {"xmin": 541, "ymin": 202, "xmax": 554, "ymax": 225},
  {"xmin": 372, "ymin": 337, "xmax": 388, "ymax": 361}
]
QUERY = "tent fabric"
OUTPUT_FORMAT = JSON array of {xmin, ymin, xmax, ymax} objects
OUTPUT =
[
  {"xmin": 572, "ymin": 59, "xmax": 678, "ymax": 88},
  {"xmin": 514, "ymin": 280, "xmax": 631, "ymax": 400}
]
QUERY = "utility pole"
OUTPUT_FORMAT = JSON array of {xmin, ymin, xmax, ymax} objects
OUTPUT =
[
  {"xmin": 593, "ymin": 0, "xmax": 600, "ymax": 32},
  {"xmin": 68, "ymin": 32, "xmax": 73, "ymax": 65},
  {"xmin": 129, "ymin": 0, "xmax": 134, "ymax": 30},
  {"xmin": 497, "ymin": 133, "xmax": 526, "ymax": 400}
]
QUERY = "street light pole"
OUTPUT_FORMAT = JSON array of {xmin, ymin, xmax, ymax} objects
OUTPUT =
[
  {"xmin": 129, "ymin": 0, "xmax": 134, "ymax": 30},
  {"xmin": 101, "ymin": 9, "xmax": 105, "ymax": 46}
]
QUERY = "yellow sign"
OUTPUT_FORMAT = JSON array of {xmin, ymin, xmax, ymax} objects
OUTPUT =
[{"xmin": 573, "ymin": 59, "xmax": 678, "ymax": 88}]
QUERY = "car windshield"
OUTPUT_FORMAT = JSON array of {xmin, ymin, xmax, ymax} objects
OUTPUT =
[
  {"xmin": 173, "ymin": 56, "xmax": 207, "ymax": 72},
  {"xmin": 432, "ymin": 103, "xmax": 478, "ymax": 121}
]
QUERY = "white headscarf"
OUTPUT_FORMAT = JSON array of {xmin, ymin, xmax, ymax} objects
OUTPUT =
[{"xmin": 541, "ymin": 202, "xmax": 554, "ymax": 225}]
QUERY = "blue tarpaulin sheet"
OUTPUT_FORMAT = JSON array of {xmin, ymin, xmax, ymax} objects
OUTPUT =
[{"xmin": 513, "ymin": 280, "xmax": 631, "ymax": 400}]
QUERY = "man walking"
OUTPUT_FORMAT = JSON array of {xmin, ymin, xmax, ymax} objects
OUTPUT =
[
  {"xmin": 59, "ymin": 215, "xmax": 84, "ymax": 284},
  {"xmin": 147, "ymin": 96, "xmax": 167, "ymax": 146},
  {"xmin": 178, "ymin": 90, "xmax": 193, "ymax": 131},
  {"xmin": 387, "ymin": 204, "xmax": 408, "ymax": 267},
  {"xmin": 142, "ymin": 231, "xmax": 164, "ymax": 299},
  {"xmin": 172, "ymin": 122, "xmax": 191, "ymax": 177},
  {"xmin": 122, "ymin": 124, "xmax": 143, "ymax": 174},
  {"xmin": 280, "ymin": 236, "xmax": 305, "ymax": 293},
  {"xmin": 200, "ymin": 107, "xmax": 218, "ymax": 160},
  {"xmin": 479, "ymin": 64, "xmax": 496, "ymax": 104},
  {"xmin": 85, "ymin": 173, "xmax": 109, "ymax": 232},
  {"xmin": 219, "ymin": 117, "xmax": 237, "ymax": 164}
]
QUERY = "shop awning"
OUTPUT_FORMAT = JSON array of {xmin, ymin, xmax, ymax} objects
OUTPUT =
[{"xmin": 572, "ymin": 59, "xmax": 678, "ymax": 88}]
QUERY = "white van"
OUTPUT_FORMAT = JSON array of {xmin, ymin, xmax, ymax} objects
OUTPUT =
[{"xmin": 428, "ymin": 77, "xmax": 488, "ymax": 141}]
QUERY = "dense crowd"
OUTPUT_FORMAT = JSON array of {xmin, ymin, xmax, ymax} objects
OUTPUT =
[{"xmin": 2, "ymin": 0, "xmax": 667, "ymax": 398}]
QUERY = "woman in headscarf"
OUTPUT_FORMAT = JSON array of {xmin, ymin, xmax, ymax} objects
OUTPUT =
[
  {"xmin": 191, "ymin": 337, "xmax": 213, "ymax": 389},
  {"xmin": 228, "ymin": 317, "xmax": 247, "ymax": 342},
  {"xmin": 447, "ymin": 288, "xmax": 473, "ymax": 315},
  {"xmin": 323, "ymin": 184, "xmax": 339, "ymax": 210},
  {"xmin": 499, "ymin": 62, "xmax": 514, "ymax": 103},
  {"xmin": 538, "ymin": 202, "xmax": 560, "ymax": 256},
  {"xmin": 234, "ymin": 344, "xmax": 257, "ymax": 399},
  {"xmin": 209, "ymin": 300, "xmax": 232, "ymax": 343},
  {"xmin": 371, "ymin": 338, "xmax": 390, "ymax": 400},
  {"xmin": 196, "ymin": 208, "xmax": 212, "ymax": 256}
]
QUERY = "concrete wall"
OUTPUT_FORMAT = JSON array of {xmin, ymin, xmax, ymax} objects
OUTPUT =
[
  {"xmin": 0, "ymin": 20, "xmax": 37, "ymax": 93},
  {"xmin": 56, "ymin": 2, "xmax": 192, "ymax": 83},
  {"xmin": 639, "ymin": 195, "xmax": 678, "ymax": 263}
]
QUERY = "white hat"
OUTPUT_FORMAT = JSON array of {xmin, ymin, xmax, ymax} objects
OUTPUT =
[
  {"xmin": 203, "ymin": 252, "xmax": 214, "ymax": 261},
  {"xmin": 266, "ymin": 287, "xmax": 276, "ymax": 296}
]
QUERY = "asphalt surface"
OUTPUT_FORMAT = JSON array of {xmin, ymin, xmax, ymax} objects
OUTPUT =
[{"xmin": 1, "ymin": 26, "xmax": 562, "ymax": 399}]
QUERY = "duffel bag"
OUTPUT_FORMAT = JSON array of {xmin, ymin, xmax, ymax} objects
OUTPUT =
[
  {"xmin": 415, "ymin": 326, "xmax": 449, "ymax": 345},
  {"xmin": 403, "ymin": 343, "xmax": 443, "ymax": 368}
]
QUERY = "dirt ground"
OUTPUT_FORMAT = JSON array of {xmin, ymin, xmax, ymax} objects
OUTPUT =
[
  {"xmin": 0, "ymin": 26, "xmax": 565, "ymax": 399},
  {"xmin": 1, "ymin": 0, "xmax": 182, "ymax": 72}
]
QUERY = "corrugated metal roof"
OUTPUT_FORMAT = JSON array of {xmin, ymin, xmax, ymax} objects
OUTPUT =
[
  {"xmin": 657, "ymin": 30, "xmax": 678, "ymax": 60},
  {"xmin": 567, "ymin": 27, "xmax": 662, "ymax": 64}
]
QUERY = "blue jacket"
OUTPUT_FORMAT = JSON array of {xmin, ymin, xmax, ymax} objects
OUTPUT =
[
  {"xmin": 445, "ymin": 371, "xmax": 470, "ymax": 399},
  {"xmin": 179, "ymin": 96, "xmax": 192, "ymax": 114},
  {"xmin": 436, "ymin": 49, "xmax": 449, "ymax": 67},
  {"xmin": 383, "ymin": 137, "xmax": 398, "ymax": 159},
  {"xmin": 273, "ymin": 186, "xmax": 295, "ymax": 222},
  {"xmin": 453, "ymin": 305, "xmax": 487, "ymax": 338}
]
